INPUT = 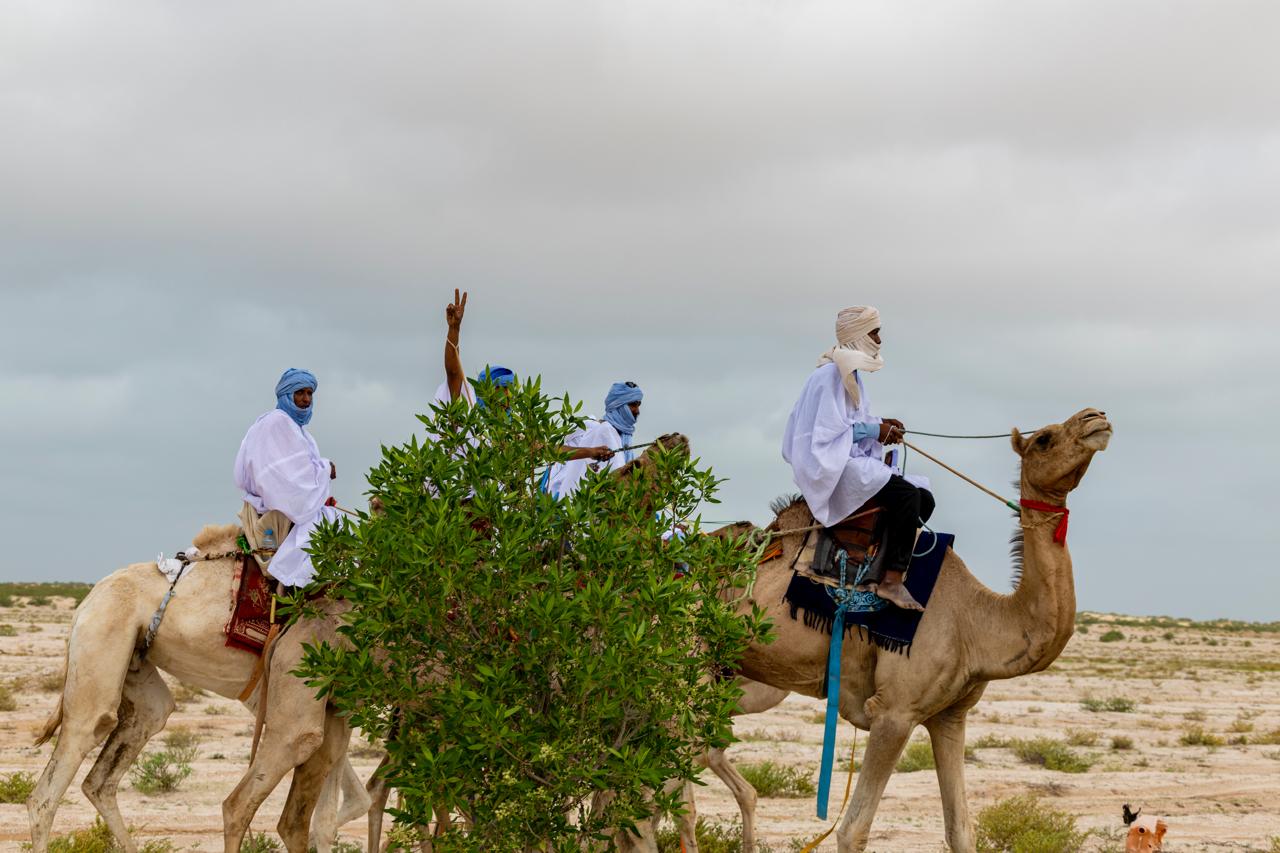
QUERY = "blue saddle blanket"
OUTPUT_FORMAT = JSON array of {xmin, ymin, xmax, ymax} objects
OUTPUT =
[{"xmin": 782, "ymin": 531, "xmax": 955, "ymax": 654}]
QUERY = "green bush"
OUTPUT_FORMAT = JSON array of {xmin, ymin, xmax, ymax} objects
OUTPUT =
[
  {"xmin": 239, "ymin": 832, "xmax": 282, "ymax": 853},
  {"xmin": 0, "ymin": 624, "xmax": 16, "ymax": 637},
  {"xmin": 1179, "ymin": 727, "xmax": 1224, "ymax": 747},
  {"xmin": 896, "ymin": 740, "xmax": 936, "ymax": 772},
  {"xmin": 1008, "ymin": 738, "xmax": 1094, "ymax": 773},
  {"xmin": 975, "ymin": 794, "xmax": 1085, "ymax": 853},
  {"xmin": 162, "ymin": 727, "xmax": 201, "ymax": 752},
  {"xmin": 297, "ymin": 381, "xmax": 770, "ymax": 851},
  {"xmin": 655, "ymin": 819, "xmax": 774, "ymax": 853},
  {"xmin": 0, "ymin": 771, "xmax": 36, "ymax": 803},
  {"xmin": 737, "ymin": 761, "xmax": 815, "ymax": 798},
  {"xmin": 29, "ymin": 596, "xmax": 52, "ymax": 607},
  {"xmin": 1098, "ymin": 629, "xmax": 1124, "ymax": 643},
  {"xmin": 1110, "ymin": 736, "xmax": 1134, "ymax": 751},
  {"xmin": 0, "ymin": 594, "xmax": 13, "ymax": 608},
  {"xmin": 36, "ymin": 818, "xmax": 178, "ymax": 853},
  {"xmin": 1063, "ymin": 728, "xmax": 1098, "ymax": 747},
  {"xmin": 129, "ymin": 747, "xmax": 194, "ymax": 794},
  {"xmin": 1080, "ymin": 696, "xmax": 1135, "ymax": 713}
]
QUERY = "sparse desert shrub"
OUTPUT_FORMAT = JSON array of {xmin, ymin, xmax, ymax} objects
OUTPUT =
[
  {"xmin": 972, "ymin": 733, "xmax": 1011, "ymax": 749},
  {"xmin": 38, "ymin": 670, "xmax": 64, "ymax": 692},
  {"xmin": 1183, "ymin": 709, "xmax": 1206, "ymax": 722},
  {"xmin": 1063, "ymin": 728, "xmax": 1098, "ymax": 747},
  {"xmin": 203, "ymin": 704, "xmax": 230, "ymax": 715},
  {"xmin": 975, "ymin": 794, "xmax": 1085, "ymax": 853},
  {"xmin": 1179, "ymin": 727, "xmax": 1224, "ymax": 747},
  {"xmin": 129, "ymin": 747, "xmax": 194, "ymax": 794},
  {"xmin": 1110, "ymin": 736, "xmax": 1134, "ymax": 751},
  {"xmin": 0, "ymin": 594, "xmax": 13, "ymax": 608},
  {"xmin": 40, "ymin": 818, "xmax": 178, "ymax": 853},
  {"xmin": 1075, "ymin": 625, "xmax": 1088, "ymax": 634},
  {"xmin": 0, "ymin": 624, "xmax": 16, "ymax": 637},
  {"xmin": 28, "ymin": 623, "xmax": 41, "ymax": 633},
  {"xmin": 1162, "ymin": 631, "xmax": 1175, "ymax": 640},
  {"xmin": 171, "ymin": 682, "xmax": 207, "ymax": 704},
  {"xmin": 1099, "ymin": 629, "xmax": 1124, "ymax": 643},
  {"xmin": 29, "ymin": 596, "xmax": 51, "ymax": 607},
  {"xmin": 1080, "ymin": 696, "xmax": 1135, "ymax": 713},
  {"xmin": 1009, "ymin": 738, "xmax": 1094, "ymax": 773},
  {"xmin": 1268, "ymin": 835, "xmax": 1280, "ymax": 853},
  {"xmin": 1252, "ymin": 728, "xmax": 1280, "ymax": 745},
  {"xmin": 0, "ymin": 683, "xmax": 16, "ymax": 712},
  {"xmin": 655, "ymin": 818, "xmax": 775, "ymax": 853},
  {"xmin": 896, "ymin": 740, "xmax": 936, "ymax": 772},
  {"xmin": 162, "ymin": 727, "xmax": 201, "ymax": 752},
  {"xmin": 0, "ymin": 771, "xmax": 36, "ymax": 803},
  {"xmin": 330, "ymin": 843, "xmax": 363, "ymax": 853},
  {"xmin": 736, "ymin": 761, "xmax": 815, "ymax": 798},
  {"xmin": 239, "ymin": 832, "xmax": 282, "ymax": 853}
]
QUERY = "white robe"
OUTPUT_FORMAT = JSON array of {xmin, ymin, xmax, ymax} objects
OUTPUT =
[
  {"xmin": 233, "ymin": 409, "xmax": 337, "ymax": 587},
  {"xmin": 781, "ymin": 363, "xmax": 928, "ymax": 527},
  {"xmin": 544, "ymin": 419, "xmax": 628, "ymax": 499}
]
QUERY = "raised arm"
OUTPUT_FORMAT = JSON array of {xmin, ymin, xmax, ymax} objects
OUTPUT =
[{"xmin": 445, "ymin": 289, "xmax": 468, "ymax": 402}]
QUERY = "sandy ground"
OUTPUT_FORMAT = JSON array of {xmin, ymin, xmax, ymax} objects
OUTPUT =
[{"xmin": 2, "ymin": 598, "xmax": 1278, "ymax": 852}]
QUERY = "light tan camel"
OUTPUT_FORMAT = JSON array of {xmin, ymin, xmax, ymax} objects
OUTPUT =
[
  {"xmin": 672, "ymin": 679, "xmax": 789, "ymax": 853},
  {"xmin": 736, "ymin": 408, "xmax": 1112, "ymax": 852},
  {"xmin": 27, "ymin": 523, "xmax": 369, "ymax": 853}
]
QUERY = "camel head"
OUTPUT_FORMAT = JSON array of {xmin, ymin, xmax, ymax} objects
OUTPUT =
[
  {"xmin": 615, "ymin": 432, "xmax": 690, "ymax": 478},
  {"xmin": 1011, "ymin": 408, "xmax": 1112, "ymax": 501}
]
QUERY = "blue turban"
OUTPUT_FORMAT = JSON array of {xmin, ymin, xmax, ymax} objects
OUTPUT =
[
  {"xmin": 275, "ymin": 368, "xmax": 317, "ymax": 427},
  {"xmin": 603, "ymin": 381, "xmax": 643, "ymax": 448},
  {"xmin": 474, "ymin": 365, "xmax": 516, "ymax": 388}
]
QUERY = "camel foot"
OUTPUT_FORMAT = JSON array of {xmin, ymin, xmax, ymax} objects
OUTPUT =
[{"xmin": 871, "ymin": 581, "xmax": 924, "ymax": 612}]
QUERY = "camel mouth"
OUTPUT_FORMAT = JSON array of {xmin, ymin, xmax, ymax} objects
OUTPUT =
[{"xmin": 1081, "ymin": 419, "xmax": 1112, "ymax": 450}]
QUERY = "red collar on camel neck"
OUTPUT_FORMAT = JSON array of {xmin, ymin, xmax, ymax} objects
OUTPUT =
[{"xmin": 1019, "ymin": 498, "xmax": 1070, "ymax": 545}]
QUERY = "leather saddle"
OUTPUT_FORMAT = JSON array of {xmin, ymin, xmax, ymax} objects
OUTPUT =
[{"xmin": 811, "ymin": 498, "xmax": 888, "ymax": 583}]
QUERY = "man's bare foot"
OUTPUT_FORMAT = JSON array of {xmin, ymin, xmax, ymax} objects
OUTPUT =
[{"xmin": 872, "ymin": 580, "xmax": 925, "ymax": 611}]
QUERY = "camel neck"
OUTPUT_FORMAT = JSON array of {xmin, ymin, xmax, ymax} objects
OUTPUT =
[{"xmin": 977, "ymin": 501, "xmax": 1077, "ymax": 681}]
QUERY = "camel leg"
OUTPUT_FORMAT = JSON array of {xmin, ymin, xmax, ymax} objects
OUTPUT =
[
  {"xmin": 924, "ymin": 709, "xmax": 976, "ymax": 853},
  {"xmin": 82, "ymin": 663, "xmax": 175, "ymax": 853},
  {"xmin": 706, "ymin": 746, "xmax": 758, "ymax": 853},
  {"xmin": 278, "ymin": 712, "xmax": 349, "ymax": 853},
  {"xmin": 221, "ymin": 693, "xmax": 326, "ymax": 853},
  {"xmin": 366, "ymin": 755, "xmax": 392, "ymax": 853},
  {"xmin": 28, "ymin": 619, "xmax": 136, "ymax": 853},
  {"xmin": 834, "ymin": 714, "xmax": 914, "ymax": 853},
  {"xmin": 309, "ymin": 754, "xmax": 369, "ymax": 853}
]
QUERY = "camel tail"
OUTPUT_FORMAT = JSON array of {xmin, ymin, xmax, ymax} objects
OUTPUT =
[
  {"xmin": 34, "ymin": 638, "xmax": 70, "ymax": 746},
  {"xmin": 34, "ymin": 694, "xmax": 63, "ymax": 746}
]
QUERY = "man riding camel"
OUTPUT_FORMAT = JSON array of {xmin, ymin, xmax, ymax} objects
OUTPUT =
[
  {"xmin": 233, "ymin": 367, "xmax": 339, "ymax": 589},
  {"xmin": 433, "ymin": 289, "xmax": 615, "ymax": 471},
  {"xmin": 545, "ymin": 380, "xmax": 645, "ymax": 499},
  {"xmin": 782, "ymin": 306, "xmax": 934, "ymax": 611}
]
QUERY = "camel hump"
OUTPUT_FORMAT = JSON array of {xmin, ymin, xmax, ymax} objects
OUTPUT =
[{"xmin": 192, "ymin": 523, "xmax": 242, "ymax": 553}]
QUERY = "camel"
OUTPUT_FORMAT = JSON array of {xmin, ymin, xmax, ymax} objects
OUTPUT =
[
  {"xmin": 734, "ymin": 407, "xmax": 1112, "ymax": 852},
  {"xmin": 26, "ymin": 522, "xmax": 370, "ymax": 853}
]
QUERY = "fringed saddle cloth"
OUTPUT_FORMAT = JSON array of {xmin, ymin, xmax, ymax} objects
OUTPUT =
[{"xmin": 224, "ymin": 553, "xmax": 275, "ymax": 655}]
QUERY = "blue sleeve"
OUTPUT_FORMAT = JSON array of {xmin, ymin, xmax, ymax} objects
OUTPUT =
[{"xmin": 851, "ymin": 422, "xmax": 877, "ymax": 442}]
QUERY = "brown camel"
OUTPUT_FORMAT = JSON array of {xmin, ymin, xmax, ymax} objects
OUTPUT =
[
  {"xmin": 26, "ymin": 523, "xmax": 369, "ymax": 853},
  {"xmin": 735, "ymin": 407, "xmax": 1112, "ymax": 852}
]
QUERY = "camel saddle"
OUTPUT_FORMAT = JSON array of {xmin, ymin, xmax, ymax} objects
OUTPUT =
[{"xmin": 806, "ymin": 498, "xmax": 888, "ymax": 584}]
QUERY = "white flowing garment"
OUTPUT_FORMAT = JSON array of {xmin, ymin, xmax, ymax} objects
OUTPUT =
[
  {"xmin": 544, "ymin": 419, "xmax": 628, "ymax": 499},
  {"xmin": 781, "ymin": 363, "xmax": 928, "ymax": 527},
  {"xmin": 233, "ymin": 409, "xmax": 338, "ymax": 587}
]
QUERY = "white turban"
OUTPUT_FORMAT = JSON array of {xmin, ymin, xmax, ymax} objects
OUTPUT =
[{"xmin": 817, "ymin": 306, "xmax": 883, "ymax": 407}]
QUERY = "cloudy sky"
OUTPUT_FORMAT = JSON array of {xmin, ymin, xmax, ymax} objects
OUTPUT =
[{"xmin": 2, "ymin": 1, "xmax": 1276, "ymax": 620}]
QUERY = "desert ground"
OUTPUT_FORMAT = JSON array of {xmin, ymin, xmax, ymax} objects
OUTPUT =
[{"xmin": 1, "ymin": 591, "xmax": 1278, "ymax": 852}]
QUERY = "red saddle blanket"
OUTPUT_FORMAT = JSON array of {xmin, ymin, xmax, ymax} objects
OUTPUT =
[{"xmin": 225, "ymin": 555, "xmax": 273, "ymax": 654}]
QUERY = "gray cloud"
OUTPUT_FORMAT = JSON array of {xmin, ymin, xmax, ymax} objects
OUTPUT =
[{"xmin": 2, "ymin": 0, "xmax": 1277, "ymax": 619}]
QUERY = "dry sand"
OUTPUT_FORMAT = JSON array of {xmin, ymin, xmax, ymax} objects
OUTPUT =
[{"xmin": 2, "ymin": 598, "xmax": 1278, "ymax": 852}]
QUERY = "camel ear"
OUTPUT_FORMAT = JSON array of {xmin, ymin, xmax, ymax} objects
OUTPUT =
[
  {"xmin": 1011, "ymin": 428, "xmax": 1028, "ymax": 457},
  {"xmin": 1155, "ymin": 820, "xmax": 1167, "ymax": 842}
]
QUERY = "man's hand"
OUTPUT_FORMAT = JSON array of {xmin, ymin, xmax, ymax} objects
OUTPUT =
[
  {"xmin": 446, "ymin": 288, "xmax": 468, "ymax": 331},
  {"xmin": 588, "ymin": 446, "xmax": 615, "ymax": 462},
  {"xmin": 330, "ymin": 461, "xmax": 337, "ymax": 480},
  {"xmin": 878, "ymin": 421, "xmax": 905, "ymax": 444}
]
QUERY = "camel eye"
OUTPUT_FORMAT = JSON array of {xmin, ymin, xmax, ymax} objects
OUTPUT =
[{"xmin": 1035, "ymin": 433, "xmax": 1051, "ymax": 447}]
